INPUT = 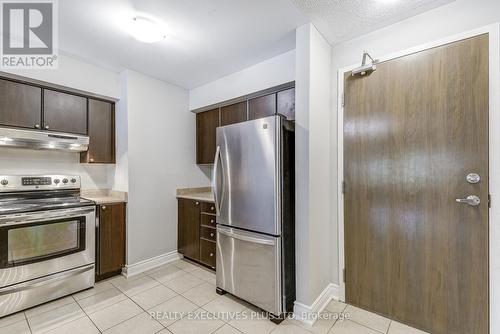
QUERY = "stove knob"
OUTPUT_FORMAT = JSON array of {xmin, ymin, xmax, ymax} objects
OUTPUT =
[
  {"xmin": 62, "ymin": 178, "xmax": 68, "ymax": 184},
  {"xmin": 0, "ymin": 179, "xmax": 8, "ymax": 186},
  {"xmin": 54, "ymin": 179, "xmax": 60, "ymax": 184},
  {"xmin": 71, "ymin": 178, "xmax": 77, "ymax": 183}
]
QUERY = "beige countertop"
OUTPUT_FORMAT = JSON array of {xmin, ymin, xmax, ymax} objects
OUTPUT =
[
  {"xmin": 176, "ymin": 187, "xmax": 214, "ymax": 203},
  {"xmin": 81, "ymin": 189, "xmax": 128, "ymax": 205}
]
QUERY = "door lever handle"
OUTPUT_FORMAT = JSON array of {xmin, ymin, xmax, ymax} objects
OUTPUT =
[{"xmin": 456, "ymin": 195, "xmax": 481, "ymax": 206}]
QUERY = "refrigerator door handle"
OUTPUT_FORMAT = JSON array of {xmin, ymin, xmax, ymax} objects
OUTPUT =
[
  {"xmin": 212, "ymin": 145, "xmax": 222, "ymax": 215},
  {"xmin": 217, "ymin": 227, "xmax": 276, "ymax": 246}
]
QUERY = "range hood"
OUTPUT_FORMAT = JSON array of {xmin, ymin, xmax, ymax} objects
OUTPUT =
[{"xmin": 0, "ymin": 127, "xmax": 89, "ymax": 152}]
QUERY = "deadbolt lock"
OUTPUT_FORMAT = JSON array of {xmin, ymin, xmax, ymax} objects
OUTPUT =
[{"xmin": 466, "ymin": 173, "xmax": 481, "ymax": 184}]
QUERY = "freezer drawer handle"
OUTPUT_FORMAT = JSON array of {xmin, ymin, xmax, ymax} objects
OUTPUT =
[
  {"xmin": 218, "ymin": 228, "xmax": 276, "ymax": 246},
  {"xmin": 0, "ymin": 264, "xmax": 94, "ymax": 296}
]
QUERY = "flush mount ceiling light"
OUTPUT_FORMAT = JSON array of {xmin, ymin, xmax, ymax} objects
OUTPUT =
[
  {"xmin": 129, "ymin": 17, "xmax": 166, "ymax": 43},
  {"xmin": 376, "ymin": 0, "xmax": 400, "ymax": 3}
]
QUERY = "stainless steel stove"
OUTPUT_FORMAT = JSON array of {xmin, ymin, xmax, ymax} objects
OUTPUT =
[{"xmin": 0, "ymin": 175, "xmax": 96, "ymax": 317}]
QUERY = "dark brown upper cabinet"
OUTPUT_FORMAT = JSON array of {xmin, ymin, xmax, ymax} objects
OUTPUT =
[
  {"xmin": 220, "ymin": 101, "xmax": 247, "ymax": 126},
  {"xmin": 193, "ymin": 84, "xmax": 294, "ymax": 166},
  {"xmin": 196, "ymin": 108, "xmax": 219, "ymax": 165},
  {"xmin": 81, "ymin": 99, "xmax": 115, "ymax": 164},
  {"xmin": 249, "ymin": 94, "xmax": 276, "ymax": 121},
  {"xmin": 43, "ymin": 89, "xmax": 87, "ymax": 135},
  {"xmin": 0, "ymin": 79, "xmax": 42, "ymax": 129},
  {"xmin": 277, "ymin": 88, "xmax": 295, "ymax": 120}
]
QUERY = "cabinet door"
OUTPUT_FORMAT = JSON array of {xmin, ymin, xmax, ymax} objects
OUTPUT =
[
  {"xmin": 177, "ymin": 199, "xmax": 200, "ymax": 261},
  {"xmin": 277, "ymin": 88, "xmax": 295, "ymax": 120},
  {"xmin": 196, "ymin": 109, "xmax": 219, "ymax": 165},
  {"xmin": 43, "ymin": 89, "xmax": 87, "ymax": 134},
  {"xmin": 81, "ymin": 99, "xmax": 115, "ymax": 163},
  {"xmin": 248, "ymin": 94, "xmax": 276, "ymax": 121},
  {"xmin": 98, "ymin": 203, "xmax": 126, "ymax": 275},
  {"xmin": 220, "ymin": 101, "xmax": 247, "ymax": 126},
  {"xmin": 0, "ymin": 79, "xmax": 42, "ymax": 129}
]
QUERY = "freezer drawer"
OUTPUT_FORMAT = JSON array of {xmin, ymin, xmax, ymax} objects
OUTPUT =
[{"xmin": 216, "ymin": 226, "xmax": 282, "ymax": 315}]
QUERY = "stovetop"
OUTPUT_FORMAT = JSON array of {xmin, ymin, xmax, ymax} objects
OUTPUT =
[
  {"xmin": 0, "ymin": 175, "xmax": 95, "ymax": 215},
  {"xmin": 0, "ymin": 195, "xmax": 95, "ymax": 215}
]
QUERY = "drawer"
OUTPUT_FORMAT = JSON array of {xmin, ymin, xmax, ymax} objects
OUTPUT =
[
  {"xmin": 200, "ymin": 239, "xmax": 216, "ymax": 269},
  {"xmin": 201, "ymin": 214, "xmax": 216, "ymax": 227},
  {"xmin": 201, "ymin": 202, "xmax": 216, "ymax": 214},
  {"xmin": 201, "ymin": 226, "xmax": 216, "ymax": 241}
]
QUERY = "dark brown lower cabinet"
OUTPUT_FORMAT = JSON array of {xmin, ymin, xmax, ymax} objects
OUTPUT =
[
  {"xmin": 200, "ymin": 239, "xmax": 216, "ymax": 269},
  {"xmin": 96, "ymin": 202, "xmax": 126, "ymax": 281},
  {"xmin": 178, "ymin": 198, "xmax": 216, "ymax": 270}
]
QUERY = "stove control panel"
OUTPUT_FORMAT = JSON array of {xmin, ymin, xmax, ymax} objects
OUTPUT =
[
  {"xmin": 0, "ymin": 175, "xmax": 81, "ymax": 192},
  {"xmin": 22, "ymin": 177, "xmax": 52, "ymax": 186}
]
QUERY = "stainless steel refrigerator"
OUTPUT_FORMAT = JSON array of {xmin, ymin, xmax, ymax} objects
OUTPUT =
[{"xmin": 212, "ymin": 115, "xmax": 295, "ymax": 319}]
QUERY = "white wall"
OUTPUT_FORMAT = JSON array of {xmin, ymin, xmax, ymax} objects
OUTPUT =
[
  {"xmin": 330, "ymin": 0, "xmax": 500, "ymax": 287},
  {"xmin": 121, "ymin": 70, "xmax": 210, "ymax": 265},
  {"xmin": 295, "ymin": 23, "xmax": 332, "ymax": 306},
  {"xmin": 189, "ymin": 49, "xmax": 295, "ymax": 110},
  {"xmin": 4, "ymin": 53, "xmax": 120, "ymax": 99},
  {"xmin": 0, "ymin": 54, "xmax": 120, "ymax": 190}
]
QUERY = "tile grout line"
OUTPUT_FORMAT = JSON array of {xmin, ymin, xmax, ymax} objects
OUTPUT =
[
  {"xmin": 23, "ymin": 311, "xmax": 33, "ymax": 334},
  {"xmin": 91, "ymin": 261, "xmax": 210, "ymax": 332},
  {"xmin": 74, "ymin": 297, "xmax": 103, "ymax": 334},
  {"xmin": 10, "ymin": 260, "xmax": 212, "ymax": 334}
]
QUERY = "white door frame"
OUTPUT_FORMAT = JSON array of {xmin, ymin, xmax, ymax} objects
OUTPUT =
[{"xmin": 337, "ymin": 23, "xmax": 500, "ymax": 333}]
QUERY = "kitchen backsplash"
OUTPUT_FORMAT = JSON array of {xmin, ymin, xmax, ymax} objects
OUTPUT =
[{"xmin": 0, "ymin": 147, "xmax": 115, "ymax": 190}]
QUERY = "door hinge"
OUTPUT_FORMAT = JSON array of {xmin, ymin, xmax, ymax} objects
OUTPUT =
[
  {"xmin": 342, "ymin": 181, "xmax": 346, "ymax": 194},
  {"xmin": 343, "ymin": 269, "xmax": 346, "ymax": 283},
  {"xmin": 489, "ymin": 194, "xmax": 491, "ymax": 208}
]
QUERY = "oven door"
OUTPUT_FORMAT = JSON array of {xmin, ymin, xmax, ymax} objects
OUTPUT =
[{"xmin": 0, "ymin": 206, "xmax": 95, "ymax": 287}]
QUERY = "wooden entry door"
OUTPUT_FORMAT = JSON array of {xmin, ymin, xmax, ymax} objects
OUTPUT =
[{"xmin": 344, "ymin": 35, "xmax": 489, "ymax": 334}]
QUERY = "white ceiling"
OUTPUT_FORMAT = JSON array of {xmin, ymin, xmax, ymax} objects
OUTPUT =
[
  {"xmin": 59, "ymin": 0, "xmax": 454, "ymax": 89},
  {"xmin": 59, "ymin": 0, "xmax": 307, "ymax": 89},
  {"xmin": 289, "ymin": 0, "xmax": 455, "ymax": 45}
]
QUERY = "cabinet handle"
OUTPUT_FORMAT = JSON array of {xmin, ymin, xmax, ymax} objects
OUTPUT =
[
  {"xmin": 210, "ymin": 233, "xmax": 214, "ymax": 237},
  {"xmin": 195, "ymin": 201, "xmax": 199, "ymax": 206},
  {"xmin": 34, "ymin": 124, "xmax": 41, "ymax": 129},
  {"xmin": 210, "ymin": 206, "xmax": 214, "ymax": 211},
  {"xmin": 44, "ymin": 125, "xmax": 50, "ymax": 130},
  {"xmin": 210, "ymin": 253, "xmax": 214, "ymax": 257},
  {"xmin": 210, "ymin": 219, "xmax": 214, "ymax": 223},
  {"xmin": 102, "ymin": 206, "xmax": 106, "ymax": 211},
  {"xmin": 89, "ymin": 158, "xmax": 94, "ymax": 163}
]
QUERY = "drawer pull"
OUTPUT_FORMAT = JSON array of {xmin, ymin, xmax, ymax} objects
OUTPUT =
[
  {"xmin": 210, "ymin": 233, "xmax": 214, "ymax": 237},
  {"xmin": 210, "ymin": 206, "xmax": 214, "ymax": 211},
  {"xmin": 211, "ymin": 219, "xmax": 215, "ymax": 223},
  {"xmin": 210, "ymin": 253, "xmax": 214, "ymax": 257},
  {"xmin": 195, "ymin": 201, "xmax": 200, "ymax": 205}
]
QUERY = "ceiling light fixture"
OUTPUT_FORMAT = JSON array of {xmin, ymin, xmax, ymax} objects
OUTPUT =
[
  {"xmin": 376, "ymin": 0, "xmax": 400, "ymax": 3},
  {"xmin": 129, "ymin": 17, "xmax": 166, "ymax": 43}
]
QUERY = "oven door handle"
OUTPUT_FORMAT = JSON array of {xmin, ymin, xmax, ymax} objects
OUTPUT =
[
  {"xmin": 0, "ymin": 207, "xmax": 95, "ymax": 226},
  {"xmin": 0, "ymin": 264, "xmax": 94, "ymax": 296}
]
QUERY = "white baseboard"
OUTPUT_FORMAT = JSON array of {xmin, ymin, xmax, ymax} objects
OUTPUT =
[
  {"xmin": 122, "ymin": 251, "xmax": 181, "ymax": 278},
  {"xmin": 293, "ymin": 283, "xmax": 341, "ymax": 326}
]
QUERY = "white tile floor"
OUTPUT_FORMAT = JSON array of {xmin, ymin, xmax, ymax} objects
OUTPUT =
[{"xmin": 0, "ymin": 259, "xmax": 429, "ymax": 334}]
